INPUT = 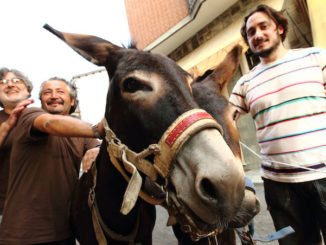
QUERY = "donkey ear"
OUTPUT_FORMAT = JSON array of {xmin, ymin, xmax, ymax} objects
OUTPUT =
[
  {"xmin": 207, "ymin": 45, "xmax": 242, "ymax": 94},
  {"xmin": 43, "ymin": 24, "xmax": 121, "ymax": 66}
]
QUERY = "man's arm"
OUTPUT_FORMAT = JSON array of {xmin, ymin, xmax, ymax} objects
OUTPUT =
[
  {"xmin": 0, "ymin": 99, "xmax": 34, "ymax": 147},
  {"xmin": 33, "ymin": 114, "xmax": 104, "ymax": 138},
  {"xmin": 33, "ymin": 114, "xmax": 104, "ymax": 171}
]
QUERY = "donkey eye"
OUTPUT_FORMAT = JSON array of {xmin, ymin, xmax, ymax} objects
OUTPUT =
[
  {"xmin": 123, "ymin": 78, "xmax": 138, "ymax": 92},
  {"xmin": 233, "ymin": 110, "xmax": 240, "ymax": 121},
  {"xmin": 123, "ymin": 77, "xmax": 152, "ymax": 93}
]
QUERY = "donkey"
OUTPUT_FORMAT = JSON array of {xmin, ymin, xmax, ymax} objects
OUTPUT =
[
  {"xmin": 44, "ymin": 24, "xmax": 259, "ymax": 245},
  {"xmin": 174, "ymin": 47, "xmax": 261, "ymax": 244}
]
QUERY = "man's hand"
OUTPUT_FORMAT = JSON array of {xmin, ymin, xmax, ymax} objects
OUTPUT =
[
  {"xmin": 0, "ymin": 99, "xmax": 34, "ymax": 147},
  {"xmin": 6, "ymin": 99, "xmax": 34, "ymax": 130},
  {"xmin": 82, "ymin": 147, "xmax": 100, "ymax": 172}
]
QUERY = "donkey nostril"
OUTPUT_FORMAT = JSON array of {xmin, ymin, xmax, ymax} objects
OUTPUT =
[{"xmin": 199, "ymin": 178, "xmax": 218, "ymax": 200}]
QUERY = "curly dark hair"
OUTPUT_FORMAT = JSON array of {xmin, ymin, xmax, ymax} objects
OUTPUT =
[
  {"xmin": 240, "ymin": 4, "xmax": 288, "ymax": 45},
  {"xmin": 39, "ymin": 77, "xmax": 78, "ymax": 114}
]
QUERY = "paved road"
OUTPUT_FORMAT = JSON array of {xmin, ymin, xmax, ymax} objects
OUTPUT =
[{"xmin": 153, "ymin": 182, "xmax": 279, "ymax": 245}]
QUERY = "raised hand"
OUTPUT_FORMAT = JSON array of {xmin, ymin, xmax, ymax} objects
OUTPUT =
[
  {"xmin": 0, "ymin": 99, "xmax": 34, "ymax": 147},
  {"xmin": 6, "ymin": 99, "xmax": 34, "ymax": 129}
]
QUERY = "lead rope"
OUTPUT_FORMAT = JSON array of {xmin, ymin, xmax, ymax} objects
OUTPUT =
[{"xmin": 240, "ymin": 142, "xmax": 326, "ymax": 174}]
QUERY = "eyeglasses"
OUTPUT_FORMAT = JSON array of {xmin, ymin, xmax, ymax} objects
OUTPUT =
[{"xmin": 0, "ymin": 78, "xmax": 25, "ymax": 85}]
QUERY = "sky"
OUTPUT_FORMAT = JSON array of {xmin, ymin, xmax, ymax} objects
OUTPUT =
[{"xmin": 0, "ymin": 0, "xmax": 131, "ymax": 106}]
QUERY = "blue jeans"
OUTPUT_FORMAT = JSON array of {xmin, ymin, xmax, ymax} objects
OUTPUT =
[{"xmin": 263, "ymin": 177, "xmax": 326, "ymax": 245}]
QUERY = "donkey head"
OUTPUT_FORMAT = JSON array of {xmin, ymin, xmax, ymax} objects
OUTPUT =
[
  {"xmin": 191, "ymin": 46, "xmax": 260, "ymax": 229},
  {"xmin": 44, "ymin": 24, "xmax": 253, "ymax": 240}
]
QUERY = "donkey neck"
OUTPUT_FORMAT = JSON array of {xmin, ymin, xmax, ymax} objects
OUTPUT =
[{"xmin": 94, "ymin": 142, "xmax": 145, "ymax": 236}]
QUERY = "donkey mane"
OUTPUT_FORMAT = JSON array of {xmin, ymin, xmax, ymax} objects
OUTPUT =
[{"xmin": 122, "ymin": 40, "xmax": 138, "ymax": 50}]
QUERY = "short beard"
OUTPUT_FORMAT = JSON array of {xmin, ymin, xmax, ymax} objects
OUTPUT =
[
  {"xmin": 47, "ymin": 110, "xmax": 62, "ymax": 115},
  {"xmin": 253, "ymin": 31, "xmax": 282, "ymax": 58},
  {"xmin": 254, "ymin": 46, "xmax": 274, "ymax": 58}
]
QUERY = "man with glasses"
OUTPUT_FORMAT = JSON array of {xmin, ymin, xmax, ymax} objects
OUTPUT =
[
  {"xmin": 0, "ymin": 67, "xmax": 34, "ymax": 223},
  {"xmin": 0, "ymin": 77, "xmax": 102, "ymax": 244}
]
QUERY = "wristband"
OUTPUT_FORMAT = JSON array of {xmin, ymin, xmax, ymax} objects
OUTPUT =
[{"xmin": 92, "ymin": 124, "xmax": 103, "ymax": 139}]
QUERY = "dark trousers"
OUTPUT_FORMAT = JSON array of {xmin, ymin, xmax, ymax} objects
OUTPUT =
[
  {"xmin": 35, "ymin": 237, "xmax": 76, "ymax": 245},
  {"xmin": 263, "ymin": 177, "xmax": 326, "ymax": 245}
]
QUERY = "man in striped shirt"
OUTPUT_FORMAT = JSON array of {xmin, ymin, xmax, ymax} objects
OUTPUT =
[{"xmin": 230, "ymin": 4, "xmax": 326, "ymax": 245}]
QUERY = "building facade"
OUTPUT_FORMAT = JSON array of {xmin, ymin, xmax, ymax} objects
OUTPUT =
[{"xmin": 124, "ymin": 0, "xmax": 324, "ymax": 168}]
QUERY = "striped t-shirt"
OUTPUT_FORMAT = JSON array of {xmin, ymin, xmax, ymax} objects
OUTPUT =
[{"xmin": 229, "ymin": 47, "xmax": 326, "ymax": 183}]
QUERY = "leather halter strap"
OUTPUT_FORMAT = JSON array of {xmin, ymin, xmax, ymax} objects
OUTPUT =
[
  {"xmin": 88, "ymin": 164, "xmax": 140, "ymax": 245},
  {"xmin": 89, "ymin": 109, "xmax": 223, "ymax": 244},
  {"xmin": 103, "ymin": 109, "xmax": 223, "ymax": 209},
  {"xmin": 153, "ymin": 109, "xmax": 223, "ymax": 178}
]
